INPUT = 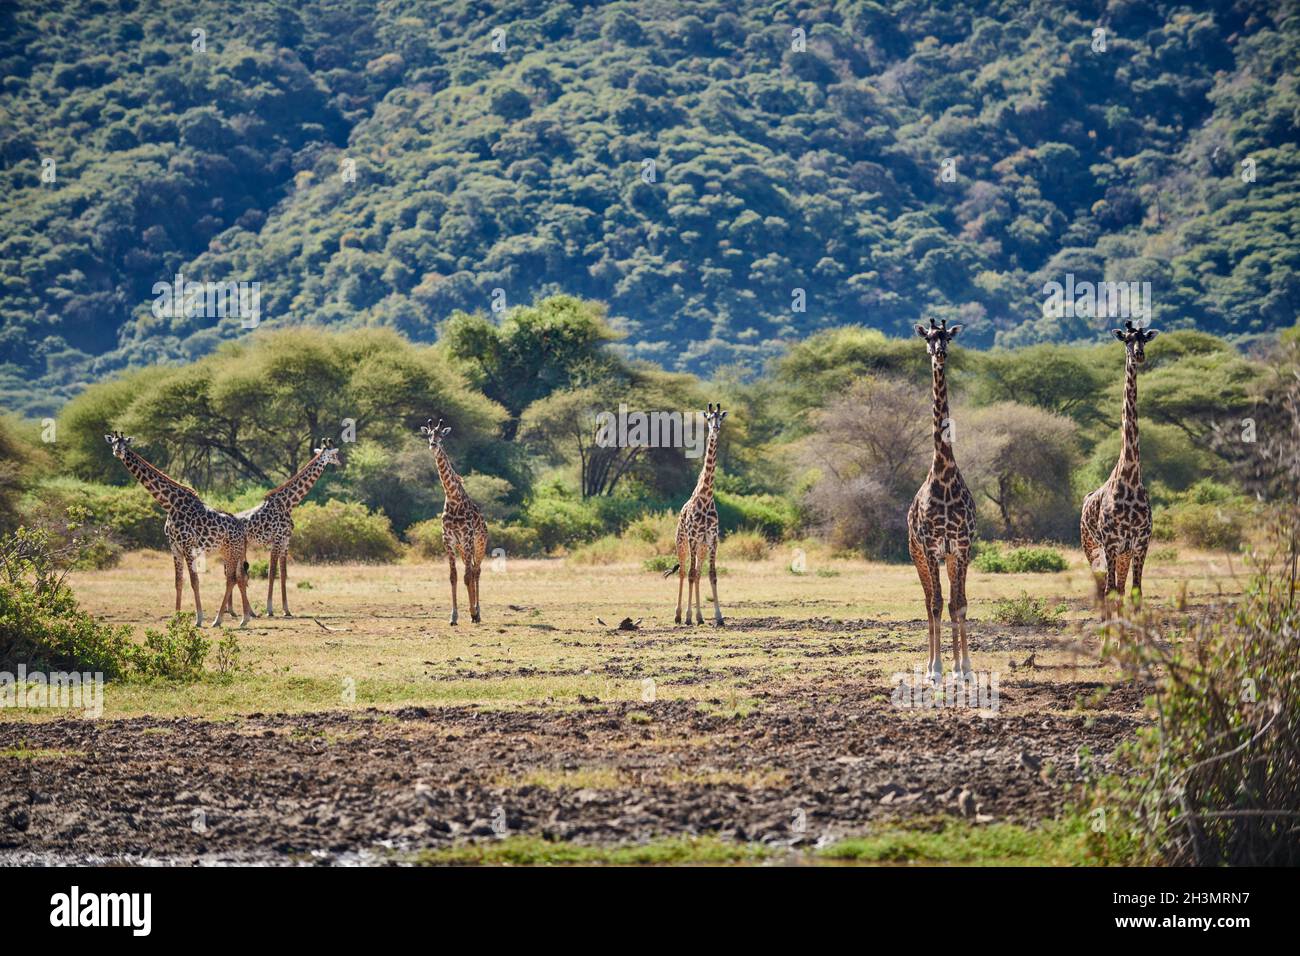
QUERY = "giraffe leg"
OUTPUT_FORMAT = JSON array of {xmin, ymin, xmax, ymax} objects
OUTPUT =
[
  {"xmin": 1102, "ymin": 545, "xmax": 1120, "ymax": 617},
  {"xmin": 927, "ymin": 557, "xmax": 944, "ymax": 683},
  {"xmin": 708, "ymin": 540, "xmax": 723, "ymax": 626},
  {"xmin": 265, "ymin": 545, "xmax": 278, "ymax": 617},
  {"xmin": 688, "ymin": 550, "xmax": 703, "ymax": 625},
  {"xmin": 470, "ymin": 563, "xmax": 483, "ymax": 623},
  {"xmin": 446, "ymin": 546, "xmax": 459, "ymax": 626},
  {"xmin": 213, "ymin": 553, "xmax": 236, "ymax": 628},
  {"xmin": 172, "ymin": 551, "xmax": 184, "ymax": 614},
  {"xmin": 279, "ymin": 550, "xmax": 292, "ymax": 617},
  {"xmin": 186, "ymin": 552, "xmax": 204, "ymax": 627},
  {"xmin": 1081, "ymin": 521, "xmax": 1106, "ymax": 605},
  {"xmin": 1131, "ymin": 545, "xmax": 1147, "ymax": 600},
  {"xmin": 909, "ymin": 536, "xmax": 937, "ymax": 683},
  {"xmin": 946, "ymin": 552, "xmax": 972, "ymax": 680},
  {"xmin": 236, "ymin": 553, "xmax": 253, "ymax": 627},
  {"xmin": 1113, "ymin": 553, "xmax": 1133, "ymax": 608},
  {"xmin": 681, "ymin": 538, "xmax": 691, "ymax": 629}
]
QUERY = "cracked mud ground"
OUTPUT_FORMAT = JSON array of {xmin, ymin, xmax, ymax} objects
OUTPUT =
[{"xmin": 1, "ymin": 678, "xmax": 1144, "ymax": 864}]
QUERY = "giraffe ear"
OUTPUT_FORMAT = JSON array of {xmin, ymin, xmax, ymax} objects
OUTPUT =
[
  {"xmin": 1112, "ymin": 329, "xmax": 1126, "ymax": 341},
  {"xmin": 946, "ymin": 324, "xmax": 963, "ymax": 339},
  {"xmin": 419, "ymin": 426, "xmax": 431, "ymax": 437},
  {"xmin": 1143, "ymin": 329, "xmax": 1160, "ymax": 341},
  {"xmin": 915, "ymin": 324, "xmax": 929, "ymax": 338},
  {"xmin": 104, "ymin": 434, "xmax": 114, "ymax": 444},
  {"xmin": 441, "ymin": 426, "xmax": 452, "ymax": 437},
  {"xmin": 719, "ymin": 410, "xmax": 728, "ymax": 420}
]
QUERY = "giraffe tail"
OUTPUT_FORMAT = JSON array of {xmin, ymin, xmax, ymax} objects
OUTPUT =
[{"xmin": 662, "ymin": 563, "xmax": 681, "ymax": 578}]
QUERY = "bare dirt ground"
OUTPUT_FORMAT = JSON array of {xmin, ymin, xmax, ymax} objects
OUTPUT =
[{"xmin": 0, "ymin": 548, "xmax": 1238, "ymax": 864}]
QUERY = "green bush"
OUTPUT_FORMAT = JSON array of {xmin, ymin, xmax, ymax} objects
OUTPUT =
[
  {"xmin": 289, "ymin": 499, "xmax": 402, "ymax": 562},
  {"xmin": 134, "ymin": 615, "xmax": 210, "ymax": 682},
  {"xmin": 991, "ymin": 593, "xmax": 1066, "ymax": 626},
  {"xmin": 0, "ymin": 527, "xmax": 136, "ymax": 677},
  {"xmin": 716, "ymin": 492, "xmax": 796, "ymax": 541},
  {"xmin": 523, "ymin": 496, "xmax": 606, "ymax": 552},
  {"xmin": 404, "ymin": 517, "xmax": 445, "ymax": 560},
  {"xmin": 643, "ymin": 554, "xmax": 678, "ymax": 573},
  {"xmin": 974, "ymin": 544, "xmax": 1068, "ymax": 573},
  {"xmin": 1153, "ymin": 481, "xmax": 1252, "ymax": 551},
  {"xmin": 247, "ymin": 558, "xmax": 270, "ymax": 579},
  {"xmin": 1082, "ymin": 515, "xmax": 1300, "ymax": 865}
]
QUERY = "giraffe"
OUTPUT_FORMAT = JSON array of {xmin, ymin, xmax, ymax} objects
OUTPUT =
[
  {"xmin": 104, "ymin": 432, "xmax": 253, "ymax": 628},
  {"xmin": 907, "ymin": 319, "xmax": 976, "ymax": 683},
  {"xmin": 1080, "ymin": 321, "xmax": 1160, "ymax": 610},
  {"xmin": 664, "ymin": 403, "xmax": 727, "ymax": 626},
  {"xmin": 221, "ymin": 438, "xmax": 340, "ymax": 618},
  {"xmin": 420, "ymin": 419, "xmax": 488, "ymax": 625}
]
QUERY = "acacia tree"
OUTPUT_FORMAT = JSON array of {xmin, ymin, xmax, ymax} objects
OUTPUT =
[
  {"xmin": 67, "ymin": 328, "xmax": 506, "ymax": 489},
  {"xmin": 962, "ymin": 402, "xmax": 1079, "ymax": 540},
  {"xmin": 519, "ymin": 370, "xmax": 706, "ymax": 498}
]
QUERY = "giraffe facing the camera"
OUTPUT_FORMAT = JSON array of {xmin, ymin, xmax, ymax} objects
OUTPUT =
[
  {"xmin": 105, "ymin": 432, "xmax": 253, "ymax": 628},
  {"xmin": 1081, "ymin": 321, "xmax": 1160, "ymax": 610},
  {"xmin": 665, "ymin": 404, "xmax": 727, "ymax": 626},
  {"xmin": 421, "ymin": 419, "xmax": 488, "ymax": 625},
  {"xmin": 907, "ymin": 319, "xmax": 976, "ymax": 683}
]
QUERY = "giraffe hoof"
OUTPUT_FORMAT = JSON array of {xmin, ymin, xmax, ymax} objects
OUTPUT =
[
  {"xmin": 282, "ymin": 611, "xmax": 294, "ymax": 618},
  {"xmin": 713, "ymin": 617, "xmax": 726, "ymax": 627},
  {"xmin": 674, "ymin": 615, "xmax": 682, "ymax": 625}
]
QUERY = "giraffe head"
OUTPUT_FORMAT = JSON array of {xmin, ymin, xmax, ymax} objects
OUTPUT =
[
  {"xmin": 313, "ymin": 437, "xmax": 341, "ymax": 467},
  {"xmin": 420, "ymin": 418, "xmax": 452, "ymax": 449},
  {"xmin": 104, "ymin": 432, "xmax": 134, "ymax": 459},
  {"xmin": 703, "ymin": 403, "xmax": 727, "ymax": 436},
  {"xmin": 1112, "ymin": 320, "xmax": 1160, "ymax": 364},
  {"xmin": 915, "ymin": 318, "xmax": 962, "ymax": 366}
]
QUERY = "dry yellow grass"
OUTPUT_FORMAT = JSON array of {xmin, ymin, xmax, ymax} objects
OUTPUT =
[{"xmin": 2, "ymin": 545, "xmax": 1246, "ymax": 722}]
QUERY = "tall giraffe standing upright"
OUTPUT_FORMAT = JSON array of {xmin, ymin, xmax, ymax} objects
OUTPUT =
[
  {"xmin": 907, "ymin": 320, "xmax": 976, "ymax": 682},
  {"xmin": 221, "ymin": 438, "xmax": 340, "ymax": 618},
  {"xmin": 420, "ymin": 419, "xmax": 488, "ymax": 625},
  {"xmin": 665, "ymin": 403, "xmax": 727, "ymax": 626},
  {"xmin": 105, "ymin": 433, "xmax": 253, "ymax": 627},
  {"xmin": 1081, "ymin": 321, "xmax": 1160, "ymax": 609}
]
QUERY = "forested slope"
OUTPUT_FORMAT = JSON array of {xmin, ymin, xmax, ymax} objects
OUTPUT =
[{"xmin": 1, "ymin": 0, "xmax": 1297, "ymax": 414}]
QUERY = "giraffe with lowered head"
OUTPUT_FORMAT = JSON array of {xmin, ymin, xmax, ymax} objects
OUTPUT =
[
  {"xmin": 105, "ymin": 432, "xmax": 253, "ymax": 628},
  {"xmin": 664, "ymin": 403, "xmax": 727, "ymax": 626},
  {"xmin": 420, "ymin": 419, "xmax": 488, "ymax": 625},
  {"xmin": 907, "ymin": 319, "xmax": 976, "ymax": 682},
  {"xmin": 221, "ymin": 438, "xmax": 341, "ymax": 618},
  {"xmin": 1081, "ymin": 320, "xmax": 1160, "ymax": 609}
]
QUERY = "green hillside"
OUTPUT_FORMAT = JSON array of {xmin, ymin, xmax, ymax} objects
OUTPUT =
[{"xmin": 1, "ymin": 0, "xmax": 1297, "ymax": 414}]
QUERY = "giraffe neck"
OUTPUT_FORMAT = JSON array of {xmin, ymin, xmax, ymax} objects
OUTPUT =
[
  {"xmin": 692, "ymin": 427, "xmax": 719, "ymax": 500},
  {"xmin": 930, "ymin": 360, "xmax": 955, "ymax": 475},
  {"xmin": 119, "ymin": 448, "xmax": 197, "ymax": 513},
  {"xmin": 434, "ymin": 445, "xmax": 468, "ymax": 506},
  {"xmin": 268, "ymin": 452, "xmax": 329, "ymax": 509},
  {"xmin": 1116, "ymin": 351, "xmax": 1141, "ymax": 481}
]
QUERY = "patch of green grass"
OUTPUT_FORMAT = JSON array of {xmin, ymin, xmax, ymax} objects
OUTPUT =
[
  {"xmin": 410, "ymin": 835, "xmax": 773, "ymax": 866},
  {"xmin": 0, "ymin": 745, "xmax": 84, "ymax": 760},
  {"xmin": 819, "ymin": 819, "xmax": 1087, "ymax": 865}
]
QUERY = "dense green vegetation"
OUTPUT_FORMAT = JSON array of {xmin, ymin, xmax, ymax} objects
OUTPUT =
[
  {"xmin": 1, "ymin": 295, "xmax": 1287, "ymax": 563},
  {"xmin": 2, "ymin": 0, "xmax": 1297, "ymax": 415}
]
